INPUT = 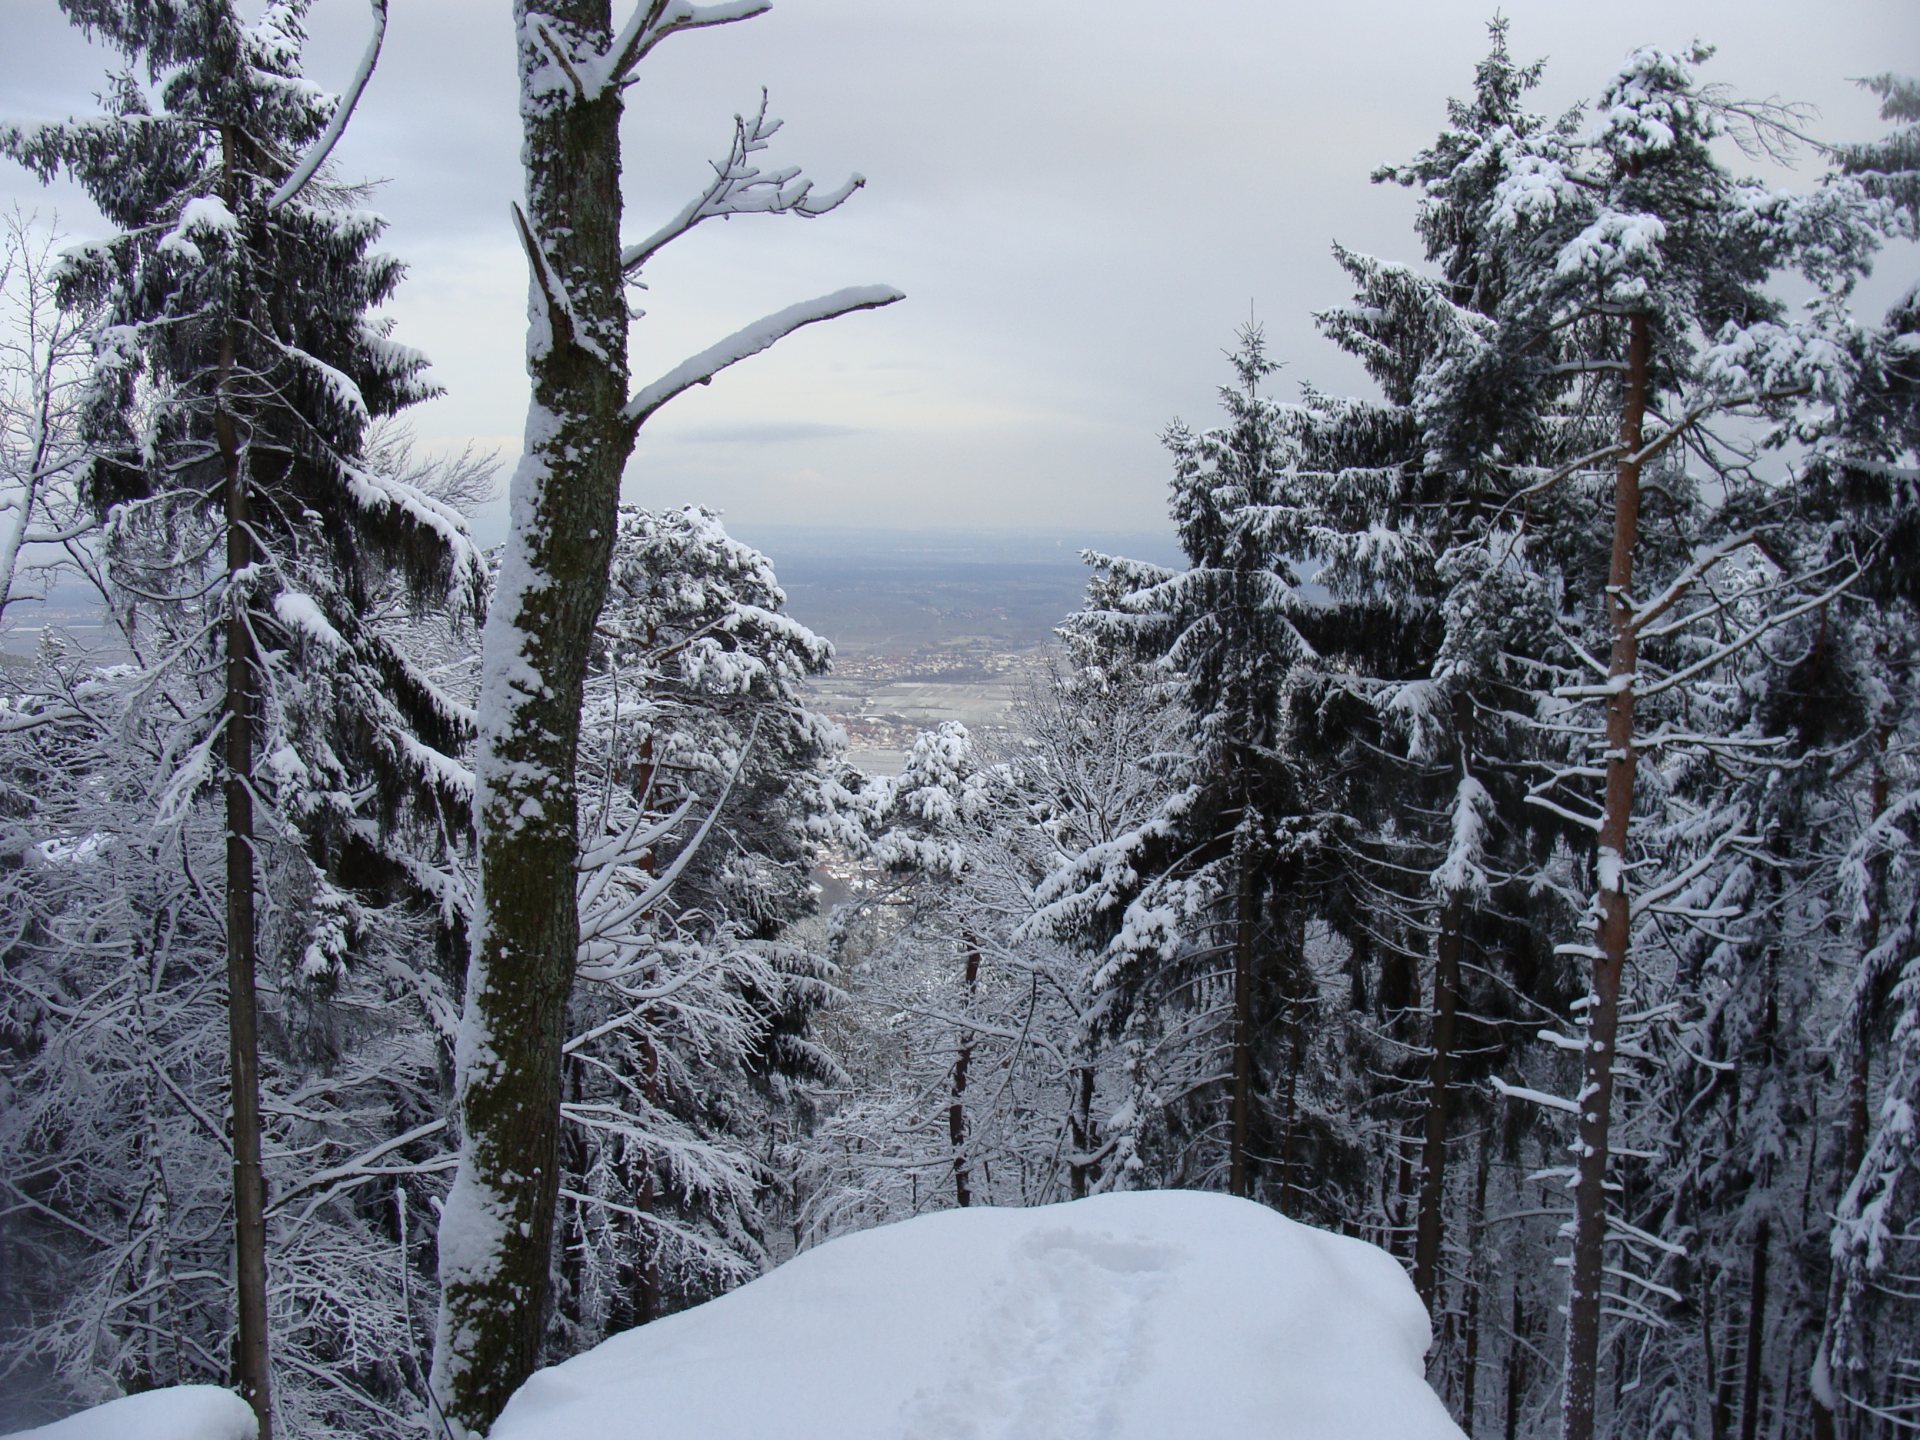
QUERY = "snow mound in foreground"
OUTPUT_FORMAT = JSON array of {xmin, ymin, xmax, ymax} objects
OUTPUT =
[
  {"xmin": 495, "ymin": 1190, "xmax": 1464, "ymax": 1440},
  {"xmin": 10, "ymin": 1386, "xmax": 255, "ymax": 1440}
]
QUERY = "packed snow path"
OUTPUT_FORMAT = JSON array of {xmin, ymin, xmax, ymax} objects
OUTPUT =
[
  {"xmin": 493, "ymin": 1191, "xmax": 1464, "ymax": 1440},
  {"xmin": 899, "ymin": 1227, "xmax": 1171, "ymax": 1438}
]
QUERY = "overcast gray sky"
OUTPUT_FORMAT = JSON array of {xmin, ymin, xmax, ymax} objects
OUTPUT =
[{"xmin": 3, "ymin": 0, "xmax": 1915, "ymax": 543}]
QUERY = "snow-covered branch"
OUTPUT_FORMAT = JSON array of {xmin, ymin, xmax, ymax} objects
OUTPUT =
[
  {"xmin": 621, "ymin": 92, "xmax": 866, "ymax": 276},
  {"xmin": 590, "ymin": 0, "xmax": 772, "ymax": 98},
  {"xmin": 512, "ymin": 200, "xmax": 609, "ymax": 363},
  {"xmin": 267, "ymin": 0, "xmax": 390, "ymax": 212},
  {"xmin": 1627, "ymin": 530, "xmax": 1766, "ymax": 634},
  {"xmin": 621, "ymin": 284, "xmax": 903, "ymax": 428},
  {"xmin": 266, "ymin": 1118, "xmax": 450, "ymax": 1220},
  {"xmin": 1490, "ymin": 1076, "xmax": 1581, "ymax": 1114},
  {"xmin": 1636, "ymin": 565, "xmax": 1860, "ymax": 699}
]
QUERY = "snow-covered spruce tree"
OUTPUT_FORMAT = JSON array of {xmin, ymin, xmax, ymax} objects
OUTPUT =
[
  {"xmin": 557, "ymin": 504, "xmax": 845, "ymax": 1339},
  {"xmin": 1805, "ymin": 73, "xmax": 1920, "ymax": 1440},
  {"xmin": 4, "ymin": 4, "xmax": 480, "ymax": 1433},
  {"xmin": 1053, "ymin": 329, "xmax": 1339, "ymax": 1205},
  {"xmin": 1255, "ymin": 37, "xmax": 1599, "ymax": 1411},
  {"xmin": 1446, "ymin": 42, "xmax": 1891, "ymax": 1440},
  {"xmin": 1811, "ymin": 617, "xmax": 1920, "ymax": 1436},
  {"xmin": 438, "ymin": 6, "xmax": 899, "ymax": 1409}
]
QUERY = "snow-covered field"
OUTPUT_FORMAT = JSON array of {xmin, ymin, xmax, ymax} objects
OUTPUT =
[{"xmin": 495, "ymin": 1190, "xmax": 1463, "ymax": 1440}]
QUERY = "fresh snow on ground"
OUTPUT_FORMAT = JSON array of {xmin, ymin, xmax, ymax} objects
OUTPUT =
[
  {"xmin": 8, "ymin": 1386, "xmax": 256, "ymax": 1440},
  {"xmin": 493, "ymin": 1190, "xmax": 1464, "ymax": 1440}
]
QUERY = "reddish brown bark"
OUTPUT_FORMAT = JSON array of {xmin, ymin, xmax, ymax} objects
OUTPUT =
[{"xmin": 1563, "ymin": 309, "xmax": 1651, "ymax": 1440}]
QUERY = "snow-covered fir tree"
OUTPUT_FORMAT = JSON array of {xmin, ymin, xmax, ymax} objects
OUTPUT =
[
  {"xmin": 559, "ymin": 505, "xmax": 844, "ymax": 1340},
  {"xmin": 1047, "ymin": 330, "xmax": 1348, "ymax": 1208},
  {"xmin": 2, "ymin": 4, "xmax": 479, "ymax": 1435},
  {"xmin": 1806, "ymin": 71, "xmax": 1920, "ymax": 1439}
]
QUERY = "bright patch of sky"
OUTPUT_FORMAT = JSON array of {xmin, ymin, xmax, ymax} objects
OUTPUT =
[{"xmin": 2, "ymin": 0, "xmax": 1912, "ymax": 545}]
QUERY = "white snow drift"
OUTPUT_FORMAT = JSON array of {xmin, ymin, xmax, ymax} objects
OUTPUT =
[
  {"xmin": 10, "ymin": 1386, "xmax": 255, "ymax": 1440},
  {"xmin": 494, "ymin": 1190, "xmax": 1463, "ymax": 1440}
]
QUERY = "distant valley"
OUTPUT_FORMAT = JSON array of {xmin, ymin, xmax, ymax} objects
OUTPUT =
[{"xmin": 737, "ymin": 526, "xmax": 1178, "ymax": 772}]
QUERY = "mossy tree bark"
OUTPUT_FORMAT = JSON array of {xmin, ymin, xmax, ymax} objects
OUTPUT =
[
  {"xmin": 430, "ymin": 7, "xmax": 897, "ymax": 1432},
  {"xmin": 431, "ymin": 6, "xmax": 631, "ymax": 1432}
]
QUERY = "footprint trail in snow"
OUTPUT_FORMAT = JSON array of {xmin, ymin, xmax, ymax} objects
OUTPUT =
[{"xmin": 899, "ymin": 1228, "xmax": 1175, "ymax": 1440}]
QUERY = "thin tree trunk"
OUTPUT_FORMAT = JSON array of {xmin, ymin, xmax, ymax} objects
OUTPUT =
[
  {"xmin": 1068, "ymin": 1057, "xmax": 1098, "ymax": 1199},
  {"xmin": 1414, "ymin": 889, "xmax": 1465, "ymax": 1313},
  {"xmin": 1704, "ymin": 1279, "xmax": 1730, "ymax": 1440},
  {"xmin": 215, "ymin": 123, "xmax": 272, "ymax": 1440},
  {"xmin": 1739, "ymin": 1216, "xmax": 1771, "ymax": 1440},
  {"xmin": 950, "ymin": 941, "xmax": 982, "ymax": 1207},
  {"xmin": 1505, "ymin": 1284, "xmax": 1524, "ymax": 1440},
  {"xmin": 432, "ymin": 5, "xmax": 633, "ymax": 1429},
  {"xmin": 1230, "ymin": 859, "xmax": 1255, "ymax": 1198},
  {"xmin": 630, "ymin": 739, "xmax": 662, "ymax": 1325},
  {"xmin": 1564, "ymin": 308, "xmax": 1650, "ymax": 1440},
  {"xmin": 1461, "ymin": 1127, "xmax": 1490, "ymax": 1432},
  {"xmin": 633, "ymin": 1026, "xmax": 662, "ymax": 1324},
  {"xmin": 557, "ymin": 1060, "xmax": 587, "ymax": 1334},
  {"xmin": 1277, "ymin": 1003, "xmax": 1303, "ymax": 1216},
  {"xmin": 1393, "ymin": 1122, "xmax": 1417, "ymax": 1262}
]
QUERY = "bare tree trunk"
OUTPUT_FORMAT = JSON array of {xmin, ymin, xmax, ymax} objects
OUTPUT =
[
  {"xmin": 1276, "ymin": 1003, "xmax": 1303, "ymax": 1216},
  {"xmin": 1230, "ymin": 859, "xmax": 1255, "ymax": 1199},
  {"xmin": 1564, "ymin": 309, "xmax": 1650, "ymax": 1440},
  {"xmin": 950, "ymin": 941, "xmax": 982, "ymax": 1207},
  {"xmin": 1392, "ymin": 1123, "xmax": 1417, "ymax": 1262},
  {"xmin": 1739, "ymin": 1216, "xmax": 1771, "ymax": 1440},
  {"xmin": 1413, "ymin": 889, "xmax": 1465, "ymax": 1313},
  {"xmin": 1461, "ymin": 1127, "xmax": 1490, "ymax": 1432},
  {"xmin": 632, "ymin": 1027, "xmax": 662, "ymax": 1324},
  {"xmin": 216, "ymin": 123, "xmax": 272, "ymax": 1440},
  {"xmin": 432, "ymin": 6, "xmax": 631, "ymax": 1429},
  {"xmin": 1504, "ymin": 1284, "xmax": 1525, "ymax": 1440},
  {"xmin": 1704, "ymin": 1279, "xmax": 1731, "ymax": 1440},
  {"xmin": 1068, "ymin": 1058, "xmax": 1098, "ymax": 1200}
]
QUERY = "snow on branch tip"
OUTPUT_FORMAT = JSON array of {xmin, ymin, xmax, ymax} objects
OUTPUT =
[{"xmin": 622, "ymin": 285, "xmax": 904, "ymax": 429}]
